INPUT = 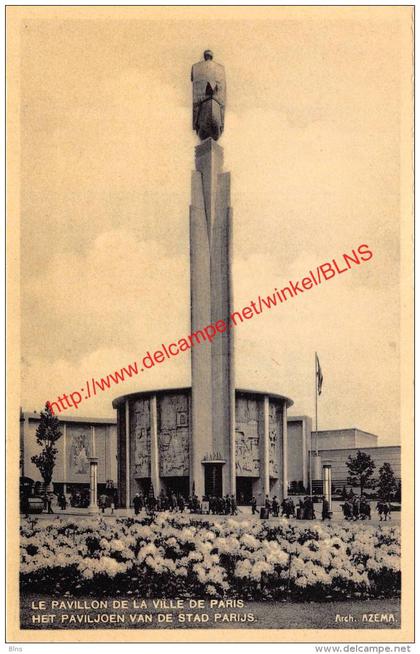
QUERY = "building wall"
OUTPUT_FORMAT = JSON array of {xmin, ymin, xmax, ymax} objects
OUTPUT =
[
  {"xmin": 354, "ymin": 430, "xmax": 380, "ymax": 448},
  {"xmin": 319, "ymin": 446, "xmax": 401, "ymax": 484},
  {"xmin": 21, "ymin": 413, "xmax": 117, "ymax": 485},
  {"xmin": 116, "ymin": 389, "xmax": 290, "ymax": 507},
  {"xmin": 287, "ymin": 416, "xmax": 311, "ymax": 487},
  {"xmin": 312, "ymin": 429, "xmax": 378, "ymax": 450}
]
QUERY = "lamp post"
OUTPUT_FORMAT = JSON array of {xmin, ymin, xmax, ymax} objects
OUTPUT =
[
  {"xmin": 322, "ymin": 464, "xmax": 332, "ymax": 507},
  {"xmin": 88, "ymin": 425, "xmax": 99, "ymax": 513}
]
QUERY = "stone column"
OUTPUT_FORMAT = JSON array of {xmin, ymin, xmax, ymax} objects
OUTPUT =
[
  {"xmin": 150, "ymin": 395, "xmax": 161, "ymax": 496},
  {"xmin": 104, "ymin": 425, "xmax": 110, "ymax": 482},
  {"xmin": 262, "ymin": 396, "xmax": 270, "ymax": 497},
  {"xmin": 282, "ymin": 403, "xmax": 288, "ymax": 501},
  {"xmin": 125, "ymin": 400, "xmax": 130, "ymax": 508},
  {"xmin": 62, "ymin": 422, "xmax": 67, "ymax": 495}
]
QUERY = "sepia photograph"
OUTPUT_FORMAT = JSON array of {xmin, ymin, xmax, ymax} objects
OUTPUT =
[{"xmin": 6, "ymin": 5, "xmax": 414, "ymax": 644}]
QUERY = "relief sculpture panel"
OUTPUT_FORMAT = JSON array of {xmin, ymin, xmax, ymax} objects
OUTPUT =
[
  {"xmin": 235, "ymin": 397, "xmax": 260, "ymax": 476},
  {"xmin": 67, "ymin": 426, "xmax": 91, "ymax": 483},
  {"xmin": 158, "ymin": 393, "xmax": 190, "ymax": 476},
  {"xmin": 131, "ymin": 399, "xmax": 151, "ymax": 478}
]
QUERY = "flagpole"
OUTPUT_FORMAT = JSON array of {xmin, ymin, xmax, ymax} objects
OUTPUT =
[
  {"xmin": 309, "ymin": 427, "xmax": 313, "ymax": 498},
  {"xmin": 315, "ymin": 352, "xmax": 318, "ymax": 456},
  {"xmin": 308, "ymin": 353, "xmax": 313, "ymax": 498}
]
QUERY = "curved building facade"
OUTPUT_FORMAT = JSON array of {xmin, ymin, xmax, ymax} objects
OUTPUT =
[{"xmin": 113, "ymin": 387, "xmax": 292, "ymax": 506}]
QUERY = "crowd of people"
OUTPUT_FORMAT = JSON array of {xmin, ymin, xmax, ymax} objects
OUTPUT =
[
  {"xmin": 52, "ymin": 487, "xmax": 393, "ymax": 522},
  {"xmin": 23, "ymin": 485, "xmax": 394, "ymax": 522},
  {"xmin": 341, "ymin": 495, "xmax": 371, "ymax": 520},
  {"xmin": 339, "ymin": 495, "xmax": 392, "ymax": 521},
  {"xmin": 132, "ymin": 491, "xmax": 239, "ymax": 516},
  {"xmin": 130, "ymin": 491, "xmax": 336, "ymax": 520}
]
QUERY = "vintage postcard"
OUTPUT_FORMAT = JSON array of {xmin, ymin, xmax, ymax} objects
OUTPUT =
[{"xmin": 6, "ymin": 5, "xmax": 414, "ymax": 644}]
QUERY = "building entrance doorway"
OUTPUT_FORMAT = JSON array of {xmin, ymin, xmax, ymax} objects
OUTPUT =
[
  {"xmin": 134, "ymin": 478, "xmax": 151, "ymax": 497},
  {"xmin": 204, "ymin": 464, "xmax": 223, "ymax": 497},
  {"xmin": 236, "ymin": 477, "xmax": 253, "ymax": 505},
  {"xmin": 163, "ymin": 476, "xmax": 189, "ymax": 499}
]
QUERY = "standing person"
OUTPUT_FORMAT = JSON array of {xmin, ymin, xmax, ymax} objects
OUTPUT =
[
  {"xmin": 297, "ymin": 498, "xmax": 304, "ymax": 520},
  {"xmin": 272, "ymin": 495, "xmax": 279, "ymax": 517},
  {"xmin": 359, "ymin": 495, "xmax": 368, "ymax": 519},
  {"xmin": 148, "ymin": 492, "xmax": 156, "ymax": 515},
  {"xmin": 202, "ymin": 495, "xmax": 210, "ymax": 515},
  {"xmin": 133, "ymin": 493, "xmax": 142, "ymax": 516},
  {"xmin": 383, "ymin": 501, "xmax": 391, "ymax": 521},
  {"xmin": 251, "ymin": 496, "xmax": 257, "ymax": 515},
  {"xmin": 309, "ymin": 496, "xmax": 315, "ymax": 520},
  {"xmin": 58, "ymin": 493, "xmax": 67, "ymax": 511},
  {"xmin": 161, "ymin": 490, "xmax": 169, "ymax": 511},
  {"xmin": 192, "ymin": 493, "xmax": 200, "ymax": 513},
  {"xmin": 322, "ymin": 496, "xmax": 331, "ymax": 521},
  {"xmin": 230, "ymin": 494, "xmax": 237, "ymax": 516},
  {"xmin": 287, "ymin": 497, "xmax": 295, "ymax": 518},
  {"xmin": 265, "ymin": 494, "xmax": 271, "ymax": 517},
  {"xmin": 224, "ymin": 494, "xmax": 231, "ymax": 515},
  {"xmin": 178, "ymin": 494, "xmax": 185, "ymax": 513},
  {"xmin": 342, "ymin": 500, "xmax": 353, "ymax": 520},
  {"xmin": 280, "ymin": 497, "xmax": 288, "ymax": 517},
  {"xmin": 303, "ymin": 496, "xmax": 314, "ymax": 520},
  {"xmin": 46, "ymin": 491, "xmax": 54, "ymax": 514},
  {"xmin": 353, "ymin": 496, "xmax": 360, "ymax": 520},
  {"xmin": 170, "ymin": 491, "xmax": 178, "ymax": 512}
]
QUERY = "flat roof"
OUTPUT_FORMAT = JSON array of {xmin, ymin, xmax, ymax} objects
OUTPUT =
[
  {"xmin": 21, "ymin": 411, "xmax": 116, "ymax": 425},
  {"xmin": 312, "ymin": 428, "xmax": 379, "ymax": 438},
  {"xmin": 318, "ymin": 445, "xmax": 400, "ymax": 452},
  {"xmin": 112, "ymin": 386, "xmax": 293, "ymax": 409}
]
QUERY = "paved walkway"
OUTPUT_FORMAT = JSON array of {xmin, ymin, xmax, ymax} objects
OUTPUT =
[{"xmin": 22, "ymin": 502, "xmax": 400, "ymax": 526}]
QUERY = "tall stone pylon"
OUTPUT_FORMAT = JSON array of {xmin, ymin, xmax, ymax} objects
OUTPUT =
[
  {"xmin": 190, "ymin": 137, "xmax": 235, "ymax": 498},
  {"xmin": 190, "ymin": 49, "xmax": 235, "ymax": 498},
  {"xmin": 189, "ymin": 51, "xmax": 235, "ymax": 497}
]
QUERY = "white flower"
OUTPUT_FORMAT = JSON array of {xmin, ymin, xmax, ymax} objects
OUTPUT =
[{"xmin": 241, "ymin": 534, "xmax": 260, "ymax": 550}]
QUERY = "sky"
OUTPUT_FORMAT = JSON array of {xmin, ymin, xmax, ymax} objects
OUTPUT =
[{"xmin": 19, "ymin": 9, "xmax": 410, "ymax": 444}]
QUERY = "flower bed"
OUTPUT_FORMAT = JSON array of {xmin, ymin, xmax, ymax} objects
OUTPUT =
[{"xmin": 20, "ymin": 515, "xmax": 400, "ymax": 601}]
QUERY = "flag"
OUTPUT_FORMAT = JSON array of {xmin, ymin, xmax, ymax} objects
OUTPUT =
[{"xmin": 316, "ymin": 353, "xmax": 323, "ymax": 395}]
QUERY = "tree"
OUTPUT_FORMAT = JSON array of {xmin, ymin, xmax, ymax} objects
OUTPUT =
[
  {"xmin": 378, "ymin": 462, "xmax": 397, "ymax": 501},
  {"xmin": 346, "ymin": 450, "xmax": 375, "ymax": 495},
  {"xmin": 31, "ymin": 403, "xmax": 62, "ymax": 487}
]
